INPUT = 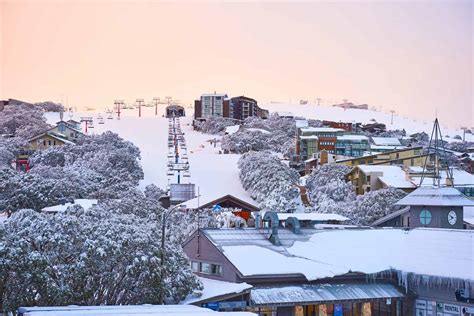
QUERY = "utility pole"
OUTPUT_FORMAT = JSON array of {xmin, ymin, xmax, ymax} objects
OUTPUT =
[
  {"xmin": 343, "ymin": 99, "xmax": 348, "ymax": 111},
  {"xmin": 136, "ymin": 98, "xmax": 145, "ymax": 117}
]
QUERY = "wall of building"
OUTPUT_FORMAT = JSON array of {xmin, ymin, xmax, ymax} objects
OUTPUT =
[
  {"xmin": 413, "ymin": 284, "xmax": 474, "ymax": 316},
  {"xmin": 409, "ymin": 205, "xmax": 463, "ymax": 229},
  {"xmin": 183, "ymin": 231, "xmax": 241, "ymax": 283},
  {"xmin": 29, "ymin": 135, "xmax": 65, "ymax": 150}
]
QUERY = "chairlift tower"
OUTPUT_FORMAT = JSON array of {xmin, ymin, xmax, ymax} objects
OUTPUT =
[
  {"xmin": 136, "ymin": 98, "xmax": 145, "ymax": 117},
  {"xmin": 114, "ymin": 100, "xmax": 124, "ymax": 120},
  {"xmin": 80, "ymin": 116, "xmax": 93, "ymax": 134},
  {"xmin": 153, "ymin": 97, "xmax": 160, "ymax": 116}
]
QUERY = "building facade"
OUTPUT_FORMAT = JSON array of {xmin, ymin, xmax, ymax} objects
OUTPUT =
[
  {"xmin": 335, "ymin": 147, "xmax": 432, "ymax": 167},
  {"xmin": 194, "ymin": 94, "xmax": 268, "ymax": 121},
  {"xmin": 194, "ymin": 93, "xmax": 230, "ymax": 120},
  {"xmin": 335, "ymin": 135, "xmax": 370, "ymax": 157},
  {"xmin": 229, "ymin": 96, "xmax": 269, "ymax": 120},
  {"xmin": 297, "ymin": 127, "xmax": 345, "ymax": 159}
]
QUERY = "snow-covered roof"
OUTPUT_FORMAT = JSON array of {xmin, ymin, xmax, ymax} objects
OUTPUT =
[
  {"xmin": 18, "ymin": 305, "xmax": 256, "ymax": 316},
  {"xmin": 337, "ymin": 135, "xmax": 369, "ymax": 141},
  {"xmin": 356, "ymin": 165, "xmax": 415, "ymax": 190},
  {"xmin": 200, "ymin": 93, "xmax": 227, "ymax": 97},
  {"xmin": 177, "ymin": 194, "xmax": 258, "ymax": 210},
  {"xmin": 216, "ymin": 228, "xmax": 473, "ymax": 283},
  {"xmin": 246, "ymin": 128, "xmax": 270, "ymax": 134},
  {"xmin": 251, "ymin": 283, "xmax": 403, "ymax": 306},
  {"xmin": 370, "ymin": 145, "xmax": 406, "ymax": 151},
  {"xmin": 300, "ymin": 127, "xmax": 345, "ymax": 133},
  {"xmin": 225, "ymin": 125, "xmax": 240, "ymax": 135},
  {"xmin": 371, "ymin": 207, "xmax": 410, "ymax": 227},
  {"xmin": 41, "ymin": 199, "xmax": 98, "ymax": 213},
  {"xmin": 299, "ymin": 135, "xmax": 319, "ymax": 140},
  {"xmin": 181, "ymin": 277, "xmax": 252, "ymax": 304},
  {"xmin": 371, "ymin": 137, "xmax": 402, "ymax": 146},
  {"xmin": 411, "ymin": 168, "xmax": 474, "ymax": 187},
  {"xmin": 29, "ymin": 132, "xmax": 76, "ymax": 145},
  {"xmin": 396, "ymin": 187, "xmax": 474, "ymax": 206},
  {"xmin": 295, "ymin": 119, "xmax": 308, "ymax": 128},
  {"xmin": 379, "ymin": 176, "xmax": 416, "ymax": 189},
  {"xmin": 273, "ymin": 212, "xmax": 349, "ymax": 222}
]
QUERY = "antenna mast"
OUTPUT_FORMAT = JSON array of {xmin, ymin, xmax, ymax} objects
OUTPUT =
[{"xmin": 419, "ymin": 118, "xmax": 454, "ymax": 187}]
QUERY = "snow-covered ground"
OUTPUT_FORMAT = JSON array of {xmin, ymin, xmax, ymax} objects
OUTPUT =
[{"xmin": 263, "ymin": 102, "xmax": 474, "ymax": 142}]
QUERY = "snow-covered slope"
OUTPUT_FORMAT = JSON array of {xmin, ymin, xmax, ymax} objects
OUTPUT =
[
  {"xmin": 263, "ymin": 102, "xmax": 474, "ymax": 142},
  {"xmin": 45, "ymin": 108, "xmax": 254, "ymax": 203}
]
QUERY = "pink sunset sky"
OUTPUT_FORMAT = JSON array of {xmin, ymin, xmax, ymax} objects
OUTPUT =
[{"xmin": 0, "ymin": 0, "xmax": 472, "ymax": 127}]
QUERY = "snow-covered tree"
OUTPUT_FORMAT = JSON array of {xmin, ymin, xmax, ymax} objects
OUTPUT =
[
  {"xmin": 238, "ymin": 151, "xmax": 302, "ymax": 212},
  {"xmin": 306, "ymin": 165, "xmax": 406, "ymax": 225},
  {"xmin": 345, "ymin": 187, "xmax": 407, "ymax": 225},
  {"xmin": 221, "ymin": 130, "xmax": 271, "ymax": 153},
  {"xmin": 0, "ymin": 205, "xmax": 201, "ymax": 312},
  {"xmin": 35, "ymin": 101, "xmax": 64, "ymax": 112},
  {"xmin": 0, "ymin": 104, "xmax": 51, "ymax": 139},
  {"xmin": 195, "ymin": 117, "xmax": 237, "ymax": 134}
]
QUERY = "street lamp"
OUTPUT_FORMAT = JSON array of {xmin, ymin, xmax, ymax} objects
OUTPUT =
[{"xmin": 159, "ymin": 204, "xmax": 184, "ymax": 303}]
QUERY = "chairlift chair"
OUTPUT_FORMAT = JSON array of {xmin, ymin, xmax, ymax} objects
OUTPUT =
[
  {"xmin": 167, "ymin": 170, "xmax": 174, "ymax": 176},
  {"xmin": 183, "ymin": 171, "xmax": 190, "ymax": 178}
]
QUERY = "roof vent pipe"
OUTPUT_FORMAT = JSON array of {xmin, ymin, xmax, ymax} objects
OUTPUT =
[
  {"xmin": 262, "ymin": 211, "xmax": 281, "ymax": 246},
  {"xmin": 286, "ymin": 216, "xmax": 301, "ymax": 234}
]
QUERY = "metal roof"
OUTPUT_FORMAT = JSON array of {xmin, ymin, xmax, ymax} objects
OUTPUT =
[
  {"xmin": 395, "ymin": 187, "xmax": 474, "ymax": 206},
  {"xmin": 203, "ymin": 228, "xmax": 313, "ymax": 250},
  {"xmin": 251, "ymin": 283, "xmax": 404, "ymax": 306}
]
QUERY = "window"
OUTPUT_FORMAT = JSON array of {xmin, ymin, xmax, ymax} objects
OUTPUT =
[
  {"xmin": 48, "ymin": 140, "xmax": 51, "ymax": 146},
  {"xmin": 58, "ymin": 124, "xmax": 65, "ymax": 132},
  {"xmin": 419, "ymin": 209, "xmax": 432, "ymax": 225},
  {"xmin": 190, "ymin": 261, "xmax": 222, "ymax": 276}
]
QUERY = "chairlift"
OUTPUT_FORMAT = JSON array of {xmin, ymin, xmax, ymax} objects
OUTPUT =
[
  {"xmin": 107, "ymin": 113, "xmax": 113, "ymax": 119},
  {"xmin": 98, "ymin": 118, "xmax": 105, "ymax": 125},
  {"xmin": 167, "ymin": 170, "xmax": 174, "ymax": 176},
  {"xmin": 183, "ymin": 171, "xmax": 190, "ymax": 178}
]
